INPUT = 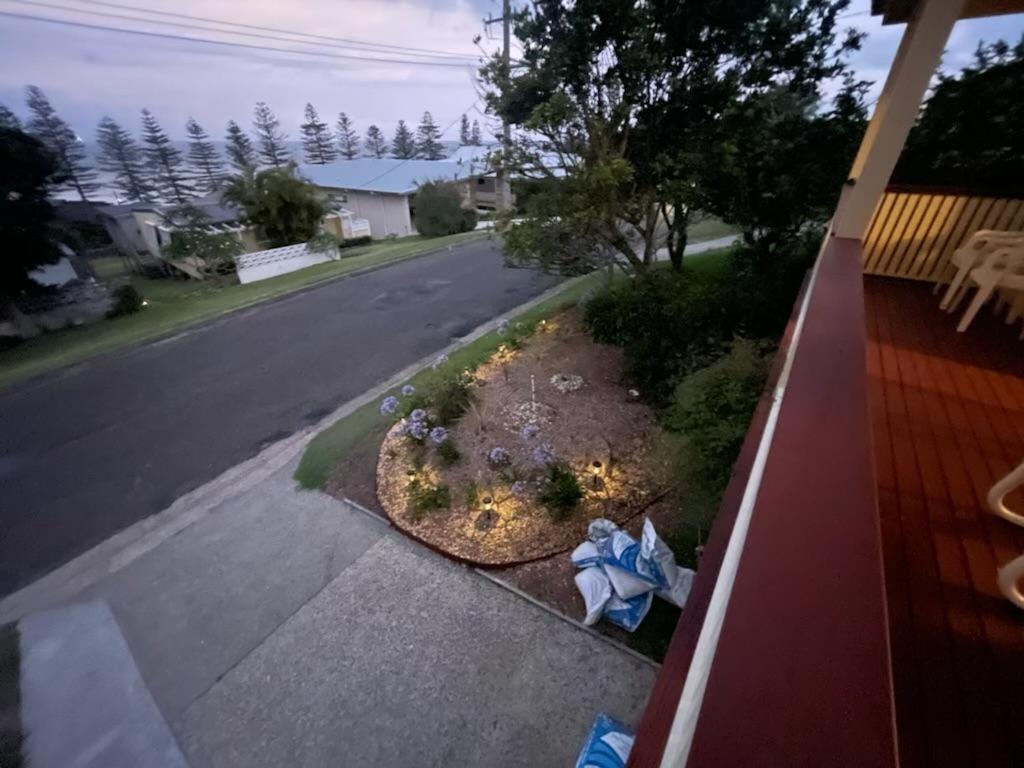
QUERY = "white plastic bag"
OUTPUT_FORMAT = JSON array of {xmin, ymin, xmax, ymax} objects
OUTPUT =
[
  {"xmin": 602, "ymin": 563, "xmax": 658, "ymax": 600},
  {"xmin": 656, "ymin": 566, "xmax": 696, "ymax": 608},
  {"xmin": 603, "ymin": 590, "xmax": 653, "ymax": 632},
  {"xmin": 575, "ymin": 713, "xmax": 634, "ymax": 768},
  {"xmin": 571, "ymin": 541, "xmax": 602, "ymax": 569},
  {"xmin": 574, "ymin": 567, "xmax": 612, "ymax": 626}
]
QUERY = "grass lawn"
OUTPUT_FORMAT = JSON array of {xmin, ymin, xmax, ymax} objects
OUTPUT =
[
  {"xmin": 687, "ymin": 215, "xmax": 740, "ymax": 244},
  {"xmin": 0, "ymin": 231, "xmax": 486, "ymax": 391},
  {"xmin": 294, "ymin": 244, "xmax": 737, "ymax": 491}
]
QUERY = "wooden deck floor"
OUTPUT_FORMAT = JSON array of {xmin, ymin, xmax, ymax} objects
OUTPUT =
[{"xmin": 865, "ymin": 277, "xmax": 1024, "ymax": 767}]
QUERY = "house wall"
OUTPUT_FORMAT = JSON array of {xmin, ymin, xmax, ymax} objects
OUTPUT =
[
  {"xmin": 101, "ymin": 213, "xmax": 150, "ymax": 258},
  {"xmin": 321, "ymin": 188, "xmax": 413, "ymax": 238},
  {"xmin": 133, "ymin": 211, "xmax": 165, "ymax": 257}
]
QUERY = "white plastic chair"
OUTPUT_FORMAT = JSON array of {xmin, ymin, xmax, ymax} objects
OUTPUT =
[
  {"xmin": 940, "ymin": 230, "xmax": 1024, "ymax": 312},
  {"xmin": 956, "ymin": 243, "xmax": 1024, "ymax": 333},
  {"xmin": 988, "ymin": 461, "xmax": 1024, "ymax": 609}
]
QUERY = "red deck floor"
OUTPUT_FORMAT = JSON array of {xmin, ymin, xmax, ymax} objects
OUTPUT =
[{"xmin": 865, "ymin": 277, "xmax": 1024, "ymax": 767}]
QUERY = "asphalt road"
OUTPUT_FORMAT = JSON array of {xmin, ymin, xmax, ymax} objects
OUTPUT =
[{"xmin": 0, "ymin": 239, "xmax": 562, "ymax": 596}]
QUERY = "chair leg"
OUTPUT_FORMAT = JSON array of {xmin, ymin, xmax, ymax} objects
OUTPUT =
[
  {"xmin": 1007, "ymin": 293, "xmax": 1024, "ymax": 324},
  {"xmin": 940, "ymin": 268, "xmax": 969, "ymax": 310},
  {"xmin": 998, "ymin": 554, "xmax": 1024, "ymax": 610},
  {"xmin": 957, "ymin": 281, "xmax": 995, "ymax": 332}
]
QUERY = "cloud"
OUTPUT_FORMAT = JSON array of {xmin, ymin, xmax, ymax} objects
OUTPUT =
[{"xmin": 1, "ymin": 0, "xmax": 1022, "ymax": 142}]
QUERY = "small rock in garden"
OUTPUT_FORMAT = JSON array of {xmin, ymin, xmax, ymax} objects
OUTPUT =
[{"xmin": 550, "ymin": 373, "xmax": 584, "ymax": 394}]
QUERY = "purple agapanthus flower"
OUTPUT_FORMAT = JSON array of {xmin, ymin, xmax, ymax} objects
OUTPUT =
[
  {"xmin": 379, "ymin": 396, "xmax": 399, "ymax": 416},
  {"xmin": 511, "ymin": 480, "xmax": 529, "ymax": 497},
  {"xmin": 429, "ymin": 426, "xmax": 449, "ymax": 446},
  {"xmin": 405, "ymin": 419, "xmax": 428, "ymax": 441},
  {"xmin": 520, "ymin": 423, "xmax": 540, "ymax": 441},
  {"xmin": 431, "ymin": 354, "xmax": 449, "ymax": 370},
  {"xmin": 531, "ymin": 443, "xmax": 556, "ymax": 466},
  {"xmin": 487, "ymin": 446, "xmax": 511, "ymax": 467},
  {"xmin": 409, "ymin": 408, "xmax": 428, "ymax": 423},
  {"xmin": 401, "ymin": 384, "xmax": 416, "ymax": 396}
]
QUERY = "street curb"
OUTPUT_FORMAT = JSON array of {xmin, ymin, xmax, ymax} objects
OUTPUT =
[
  {"xmin": 473, "ymin": 569, "xmax": 662, "ymax": 670},
  {"xmin": 339, "ymin": 496, "xmax": 660, "ymax": 670},
  {"xmin": 0, "ymin": 273, "xmax": 583, "ymax": 623},
  {"xmin": 2, "ymin": 230, "xmax": 491, "ymax": 397}
]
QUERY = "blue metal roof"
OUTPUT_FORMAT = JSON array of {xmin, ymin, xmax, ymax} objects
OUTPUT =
[{"xmin": 297, "ymin": 158, "xmax": 474, "ymax": 195}]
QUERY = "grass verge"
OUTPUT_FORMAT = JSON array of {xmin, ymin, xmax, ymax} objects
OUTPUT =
[
  {"xmin": 0, "ymin": 624, "xmax": 22, "ymax": 768},
  {"xmin": 0, "ymin": 230, "xmax": 486, "ymax": 391},
  {"xmin": 294, "ymin": 271, "xmax": 605, "ymax": 490}
]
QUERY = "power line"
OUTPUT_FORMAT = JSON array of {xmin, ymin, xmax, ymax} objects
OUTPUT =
[
  {"xmin": 67, "ymin": 0, "xmax": 482, "ymax": 60},
  {"xmin": 353, "ymin": 101, "xmax": 481, "ymax": 190},
  {"xmin": 0, "ymin": 10, "xmax": 479, "ymax": 67},
  {"xmin": 6, "ymin": 0, "xmax": 483, "ymax": 61}
]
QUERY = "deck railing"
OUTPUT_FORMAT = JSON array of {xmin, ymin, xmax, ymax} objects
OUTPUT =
[{"xmin": 863, "ymin": 185, "xmax": 1024, "ymax": 282}]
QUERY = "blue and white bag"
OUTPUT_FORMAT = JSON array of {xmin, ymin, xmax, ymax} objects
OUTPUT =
[
  {"xmin": 602, "ymin": 590, "xmax": 653, "ymax": 632},
  {"xmin": 575, "ymin": 713, "xmax": 635, "ymax": 768}
]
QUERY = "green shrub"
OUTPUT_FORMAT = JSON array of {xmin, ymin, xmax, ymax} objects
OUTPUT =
[
  {"xmin": 463, "ymin": 483, "xmax": 479, "ymax": 508},
  {"xmin": 107, "ymin": 284, "xmax": 143, "ymax": 318},
  {"xmin": 339, "ymin": 235, "xmax": 372, "ymax": 250},
  {"xmin": 584, "ymin": 239, "xmax": 812, "ymax": 402},
  {"xmin": 536, "ymin": 461, "xmax": 583, "ymax": 521},
  {"xmin": 436, "ymin": 439, "xmax": 461, "ymax": 466},
  {"xmin": 407, "ymin": 479, "xmax": 451, "ymax": 519},
  {"xmin": 662, "ymin": 338, "xmax": 772, "ymax": 493},
  {"xmin": 413, "ymin": 180, "xmax": 478, "ymax": 237},
  {"xmin": 585, "ymin": 269, "xmax": 733, "ymax": 402},
  {"xmin": 421, "ymin": 369, "xmax": 474, "ymax": 426}
]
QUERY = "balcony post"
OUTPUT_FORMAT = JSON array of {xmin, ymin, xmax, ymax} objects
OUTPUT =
[{"xmin": 831, "ymin": 0, "xmax": 965, "ymax": 240}]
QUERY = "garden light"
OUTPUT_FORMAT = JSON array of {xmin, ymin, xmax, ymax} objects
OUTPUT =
[
  {"xmin": 591, "ymin": 460, "xmax": 603, "ymax": 476},
  {"xmin": 482, "ymin": 496, "xmax": 493, "ymax": 511}
]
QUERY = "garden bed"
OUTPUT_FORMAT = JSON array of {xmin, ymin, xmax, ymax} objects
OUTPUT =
[{"xmin": 374, "ymin": 314, "xmax": 675, "ymax": 565}]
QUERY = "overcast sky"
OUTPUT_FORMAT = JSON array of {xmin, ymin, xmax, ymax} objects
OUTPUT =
[{"xmin": 1, "ymin": 0, "xmax": 1022, "ymax": 143}]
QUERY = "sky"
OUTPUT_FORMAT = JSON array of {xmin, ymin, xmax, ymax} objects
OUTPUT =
[{"xmin": 0, "ymin": 0, "xmax": 1022, "ymax": 143}]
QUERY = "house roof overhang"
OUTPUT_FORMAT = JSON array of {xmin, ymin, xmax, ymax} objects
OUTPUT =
[{"xmin": 872, "ymin": 0, "xmax": 1024, "ymax": 24}]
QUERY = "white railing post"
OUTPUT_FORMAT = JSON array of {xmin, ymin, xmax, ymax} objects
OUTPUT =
[{"xmin": 832, "ymin": 0, "xmax": 965, "ymax": 241}]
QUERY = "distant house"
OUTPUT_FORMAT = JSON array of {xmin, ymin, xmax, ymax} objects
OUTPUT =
[
  {"xmin": 96, "ymin": 191, "xmax": 369, "ymax": 262},
  {"xmin": 299, "ymin": 158, "xmax": 483, "ymax": 238}
]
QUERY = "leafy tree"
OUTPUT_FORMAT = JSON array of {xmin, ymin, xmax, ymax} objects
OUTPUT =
[
  {"xmin": 96, "ymin": 116, "xmax": 152, "ymax": 202},
  {"xmin": 0, "ymin": 105, "xmax": 20, "ymax": 131},
  {"xmin": 365, "ymin": 124, "xmax": 387, "ymax": 158},
  {"xmin": 459, "ymin": 113, "xmax": 470, "ymax": 145},
  {"xmin": 185, "ymin": 117, "xmax": 226, "ymax": 193},
  {"xmin": 300, "ymin": 103, "xmax": 337, "ymax": 165},
  {"xmin": 25, "ymin": 85, "xmax": 98, "ymax": 201},
  {"xmin": 336, "ymin": 112, "xmax": 359, "ymax": 160},
  {"xmin": 415, "ymin": 111, "xmax": 444, "ymax": 160},
  {"xmin": 225, "ymin": 120, "xmax": 257, "ymax": 172},
  {"xmin": 470, "ymin": 119, "xmax": 482, "ymax": 146},
  {"xmin": 224, "ymin": 167, "xmax": 327, "ymax": 246},
  {"xmin": 140, "ymin": 109, "xmax": 191, "ymax": 204},
  {"xmin": 252, "ymin": 101, "xmax": 289, "ymax": 167},
  {"xmin": 483, "ymin": 0, "xmax": 860, "ymax": 273},
  {"xmin": 698, "ymin": 77, "xmax": 868, "ymax": 259},
  {"xmin": 413, "ymin": 180, "xmax": 477, "ymax": 236},
  {"xmin": 0, "ymin": 126, "xmax": 61, "ymax": 300},
  {"xmin": 160, "ymin": 203, "xmax": 242, "ymax": 278},
  {"xmin": 392, "ymin": 120, "xmax": 416, "ymax": 159},
  {"xmin": 894, "ymin": 37, "xmax": 1024, "ymax": 194}
]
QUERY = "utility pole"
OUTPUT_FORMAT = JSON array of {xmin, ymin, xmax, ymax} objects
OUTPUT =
[{"xmin": 484, "ymin": 0, "xmax": 513, "ymax": 212}]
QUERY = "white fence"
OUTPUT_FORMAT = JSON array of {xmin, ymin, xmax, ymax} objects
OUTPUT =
[{"xmin": 235, "ymin": 243, "xmax": 337, "ymax": 285}]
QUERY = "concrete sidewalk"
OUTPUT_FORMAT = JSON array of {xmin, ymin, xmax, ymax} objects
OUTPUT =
[
  {"xmin": 6, "ymin": 457, "xmax": 656, "ymax": 767},
  {"xmin": 1, "ymin": 283, "xmax": 657, "ymax": 767}
]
